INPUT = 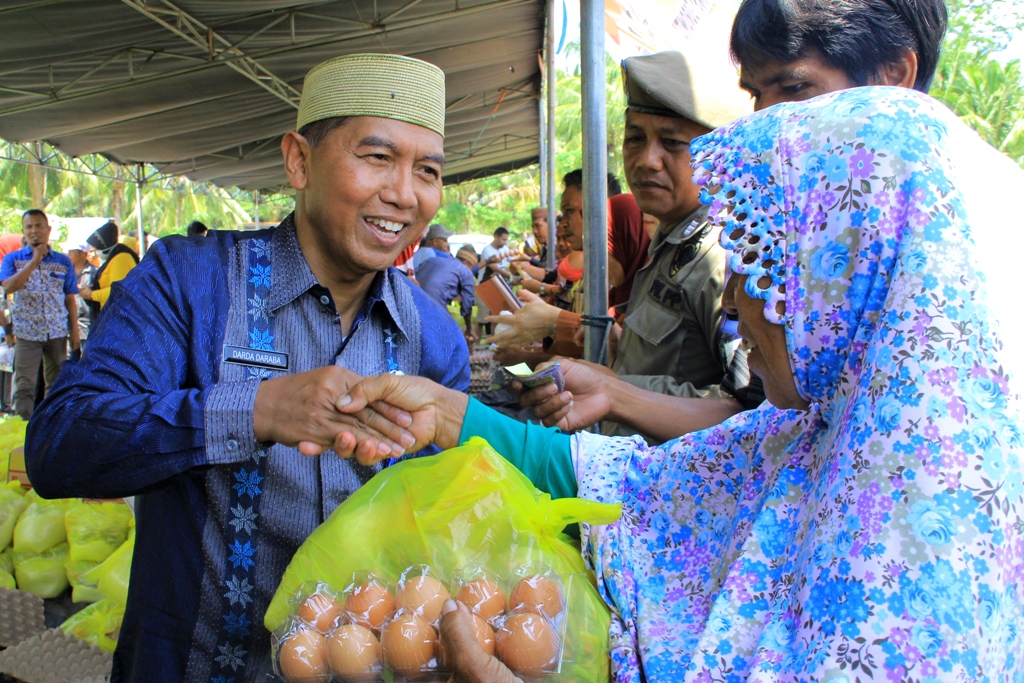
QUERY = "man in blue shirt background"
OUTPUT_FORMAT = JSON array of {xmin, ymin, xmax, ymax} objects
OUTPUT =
[
  {"xmin": 26, "ymin": 53, "xmax": 468, "ymax": 683},
  {"xmin": 417, "ymin": 242, "xmax": 479, "ymax": 344},
  {"xmin": 0, "ymin": 209, "xmax": 80, "ymax": 419},
  {"xmin": 410, "ymin": 222, "xmax": 452, "ymax": 271}
]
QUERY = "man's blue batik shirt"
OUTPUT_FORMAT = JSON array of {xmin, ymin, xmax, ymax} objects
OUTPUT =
[{"xmin": 26, "ymin": 215, "xmax": 470, "ymax": 683}]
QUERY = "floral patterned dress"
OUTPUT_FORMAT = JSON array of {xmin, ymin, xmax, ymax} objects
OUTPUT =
[{"xmin": 572, "ymin": 87, "xmax": 1024, "ymax": 683}]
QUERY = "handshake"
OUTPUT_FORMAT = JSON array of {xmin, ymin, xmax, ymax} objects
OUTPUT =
[{"xmin": 252, "ymin": 367, "xmax": 470, "ymax": 465}]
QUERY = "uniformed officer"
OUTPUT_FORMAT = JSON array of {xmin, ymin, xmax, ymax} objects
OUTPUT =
[{"xmin": 602, "ymin": 50, "xmax": 761, "ymax": 435}]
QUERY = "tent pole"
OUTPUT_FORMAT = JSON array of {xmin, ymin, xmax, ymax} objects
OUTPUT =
[
  {"xmin": 135, "ymin": 167, "xmax": 145, "ymax": 256},
  {"xmin": 580, "ymin": 0, "xmax": 607, "ymax": 363},
  {"xmin": 255, "ymin": 190, "xmax": 261, "ymax": 230},
  {"xmin": 538, "ymin": 92, "xmax": 546, "ymax": 219},
  {"xmin": 545, "ymin": 0, "xmax": 557, "ymax": 271}
]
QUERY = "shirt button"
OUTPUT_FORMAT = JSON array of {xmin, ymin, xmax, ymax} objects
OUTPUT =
[
  {"xmin": 226, "ymin": 439, "xmax": 239, "ymax": 452},
  {"xmin": 320, "ymin": 295, "xmax": 331, "ymax": 306}
]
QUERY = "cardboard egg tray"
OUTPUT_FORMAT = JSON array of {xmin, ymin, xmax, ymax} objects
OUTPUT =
[
  {"xmin": 0, "ymin": 589, "xmax": 45, "ymax": 648},
  {"xmin": 0, "ymin": 628, "xmax": 111, "ymax": 683},
  {"xmin": 0, "ymin": 589, "xmax": 111, "ymax": 683}
]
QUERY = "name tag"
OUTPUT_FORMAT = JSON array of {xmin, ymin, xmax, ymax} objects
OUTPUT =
[{"xmin": 222, "ymin": 345, "xmax": 289, "ymax": 371}]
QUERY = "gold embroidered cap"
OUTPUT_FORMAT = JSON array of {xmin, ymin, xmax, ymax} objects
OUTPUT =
[{"xmin": 296, "ymin": 53, "xmax": 446, "ymax": 137}]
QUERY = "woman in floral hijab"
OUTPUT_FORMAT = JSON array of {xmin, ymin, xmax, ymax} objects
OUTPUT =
[
  {"xmin": 572, "ymin": 85, "xmax": 1024, "ymax": 682},
  {"xmin": 336, "ymin": 87, "xmax": 1024, "ymax": 682}
]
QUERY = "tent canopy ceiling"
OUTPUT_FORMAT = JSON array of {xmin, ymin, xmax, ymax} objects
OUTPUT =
[{"xmin": 0, "ymin": 0, "xmax": 545, "ymax": 190}]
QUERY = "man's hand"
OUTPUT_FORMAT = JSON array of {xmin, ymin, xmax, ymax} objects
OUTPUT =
[
  {"xmin": 69, "ymin": 329, "xmax": 81, "ymax": 353},
  {"xmin": 514, "ymin": 358, "xmax": 616, "ymax": 431},
  {"xmin": 484, "ymin": 291, "xmax": 560, "ymax": 348},
  {"xmin": 439, "ymin": 600, "xmax": 524, "ymax": 683},
  {"xmin": 337, "ymin": 374, "xmax": 469, "ymax": 456},
  {"xmin": 30, "ymin": 244, "xmax": 48, "ymax": 261},
  {"xmin": 253, "ymin": 367, "xmax": 416, "ymax": 465},
  {"xmin": 79, "ymin": 285, "xmax": 93, "ymax": 301}
]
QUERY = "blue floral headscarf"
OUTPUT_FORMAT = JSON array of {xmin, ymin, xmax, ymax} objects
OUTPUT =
[{"xmin": 572, "ymin": 87, "xmax": 1024, "ymax": 683}]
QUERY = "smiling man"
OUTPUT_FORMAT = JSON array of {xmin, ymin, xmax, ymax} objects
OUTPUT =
[{"xmin": 25, "ymin": 53, "xmax": 468, "ymax": 683}]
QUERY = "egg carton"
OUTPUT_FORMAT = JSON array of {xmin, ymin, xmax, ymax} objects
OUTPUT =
[
  {"xmin": 0, "ymin": 588, "xmax": 46, "ymax": 647},
  {"xmin": 0, "ymin": 628, "xmax": 112, "ymax": 683}
]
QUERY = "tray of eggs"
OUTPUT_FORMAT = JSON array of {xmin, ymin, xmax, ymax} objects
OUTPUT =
[{"xmin": 273, "ymin": 564, "xmax": 567, "ymax": 682}]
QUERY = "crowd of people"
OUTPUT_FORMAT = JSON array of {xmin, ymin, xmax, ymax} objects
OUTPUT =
[{"xmin": 6, "ymin": 0, "xmax": 1023, "ymax": 681}]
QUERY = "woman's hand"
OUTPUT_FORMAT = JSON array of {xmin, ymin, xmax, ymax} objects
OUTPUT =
[
  {"xmin": 439, "ymin": 600, "xmax": 523, "ymax": 683},
  {"xmin": 514, "ymin": 358, "xmax": 616, "ymax": 431},
  {"xmin": 336, "ymin": 374, "xmax": 469, "ymax": 459},
  {"xmin": 484, "ymin": 290, "xmax": 561, "ymax": 348}
]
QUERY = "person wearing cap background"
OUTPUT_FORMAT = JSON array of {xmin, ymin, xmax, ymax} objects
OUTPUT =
[
  {"xmin": 410, "ymin": 221, "xmax": 454, "ymax": 271},
  {"xmin": 416, "ymin": 242, "xmax": 479, "ymax": 345},
  {"xmin": 517, "ymin": 51, "xmax": 763, "ymax": 442},
  {"xmin": 62, "ymin": 237, "xmax": 98, "ymax": 348},
  {"xmin": 25, "ymin": 53, "xmax": 469, "ymax": 682},
  {"xmin": 521, "ymin": 206, "xmax": 549, "ymax": 259}
]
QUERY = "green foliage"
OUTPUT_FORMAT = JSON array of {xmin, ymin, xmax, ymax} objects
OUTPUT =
[
  {"xmin": 434, "ymin": 42, "xmax": 627, "ymax": 240},
  {"xmin": 931, "ymin": 0, "xmax": 1024, "ymax": 167},
  {"xmin": 0, "ymin": 154, "xmax": 286, "ymax": 238}
]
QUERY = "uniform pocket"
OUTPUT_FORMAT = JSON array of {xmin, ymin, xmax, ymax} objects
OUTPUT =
[{"xmin": 623, "ymin": 298, "xmax": 684, "ymax": 346}]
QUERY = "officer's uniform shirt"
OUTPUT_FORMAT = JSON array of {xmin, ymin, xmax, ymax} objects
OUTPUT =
[{"xmin": 603, "ymin": 204, "xmax": 738, "ymax": 436}]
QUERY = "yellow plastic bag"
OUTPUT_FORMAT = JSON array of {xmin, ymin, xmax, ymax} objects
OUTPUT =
[
  {"xmin": 266, "ymin": 438, "xmax": 621, "ymax": 682},
  {"xmin": 0, "ymin": 567, "xmax": 14, "ymax": 590},
  {"xmin": 13, "ymin": 542, "xmax": 69, "ymax": 598},
  {"xmin": 0, "ymin": 481, "xmax": 28, "ymax": 550},
  {"xmin": 0, "ymin": 546, "xmax": 12, "ymax": 574},
  {"xmin": 61, "ymin": 598, "xmax": 125, "ymax": 652},
  {"xmin": 82, "ymin": 528, "xmax": 134, "ymax": 607},
  {"xmin": 65, "ymin": 501, "xmax": 133, "ymax": 564},
  {"xmin": 13, "ymin": 492, "xmax": 79, "ymax": 554},
  {"xmin": 66, "ymin": 559, "xmax": 104, "ymax": 603}
]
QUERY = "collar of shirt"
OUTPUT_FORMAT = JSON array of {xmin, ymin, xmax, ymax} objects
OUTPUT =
[
  {"xmin": 653, "ymin": 204, "xmax": 712, "ymax": 251},
  {"xmin": 266, "ymin": 213, "xmax": 411, "ymax": 343},
  {"xmin": 10, "ymin": 245, "xmax": 64, "ymax": 263}
]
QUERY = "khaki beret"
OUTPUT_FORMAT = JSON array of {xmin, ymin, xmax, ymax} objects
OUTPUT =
[{"xmin": 622, "ymin": 50, "xmax": 751, "ymax": 130}]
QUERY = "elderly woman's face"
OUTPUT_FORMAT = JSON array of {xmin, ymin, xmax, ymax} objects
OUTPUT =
[{"xmin": 723, "ymin": 274, "xmax": 810, "ymax": 411}]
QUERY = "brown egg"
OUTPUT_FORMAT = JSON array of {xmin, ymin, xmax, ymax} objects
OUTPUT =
[
  {"xmin": 438, "ymin": 612, "xmax": 495, "ymax": 667},
  {"xmin": 381, "ymin": 612, "xmax": 438, "ymax": 677},
  {"xmin": 296, "ymin": 592, "xmax": 344, "ymax": 634},
  {"xmin": 496, "ymin": 612, "xmax": 560, "ymax": 678},
  {"xmin": 508, "ymin": 576, "xmax": 564, "ymax": 619},
  {"xmin": 327, "ymin": 623, "xmax": 380, "ymax": 683},
  {"xmin": 395, "ymin": 575, "xmax": 450, "ymax": 623},
  {"xmin": 279, "ymin": 626, "xmax": 329, "ymax": 682},
  {"xmin": 456, "ymin": 578, "xmax": 506, "ymax": 621},
  {"xmin": 344, "ymin": 582, "xmax": 396, "ymax": 632}
]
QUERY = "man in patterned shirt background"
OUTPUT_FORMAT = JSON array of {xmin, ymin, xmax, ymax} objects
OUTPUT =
[{"xmin": 0, "ymin": 209, "xmax": 80, "ymax": 419}]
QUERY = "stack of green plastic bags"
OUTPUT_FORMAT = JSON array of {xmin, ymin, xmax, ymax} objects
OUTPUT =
[
  {"xmin": 10, "ymin": 491, "xmax": 81, "ymax": 598},
  {"xmin": 0, "ymin": 416, "xmax": 136, "ymax": 652}
]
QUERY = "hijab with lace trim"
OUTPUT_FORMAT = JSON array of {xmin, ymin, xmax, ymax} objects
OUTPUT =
[{"xmin": 571, "ymin": 87, "xmax": 1024, "ymax": 683}]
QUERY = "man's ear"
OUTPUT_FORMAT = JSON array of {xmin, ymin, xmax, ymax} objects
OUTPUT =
[
  {"xmin": 281, "ymin": 132, "xmax": 313, "ymax": 191},
  {"xmin": 876, "ymin": 49, "xmax": 918, "ymax": 89}
]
